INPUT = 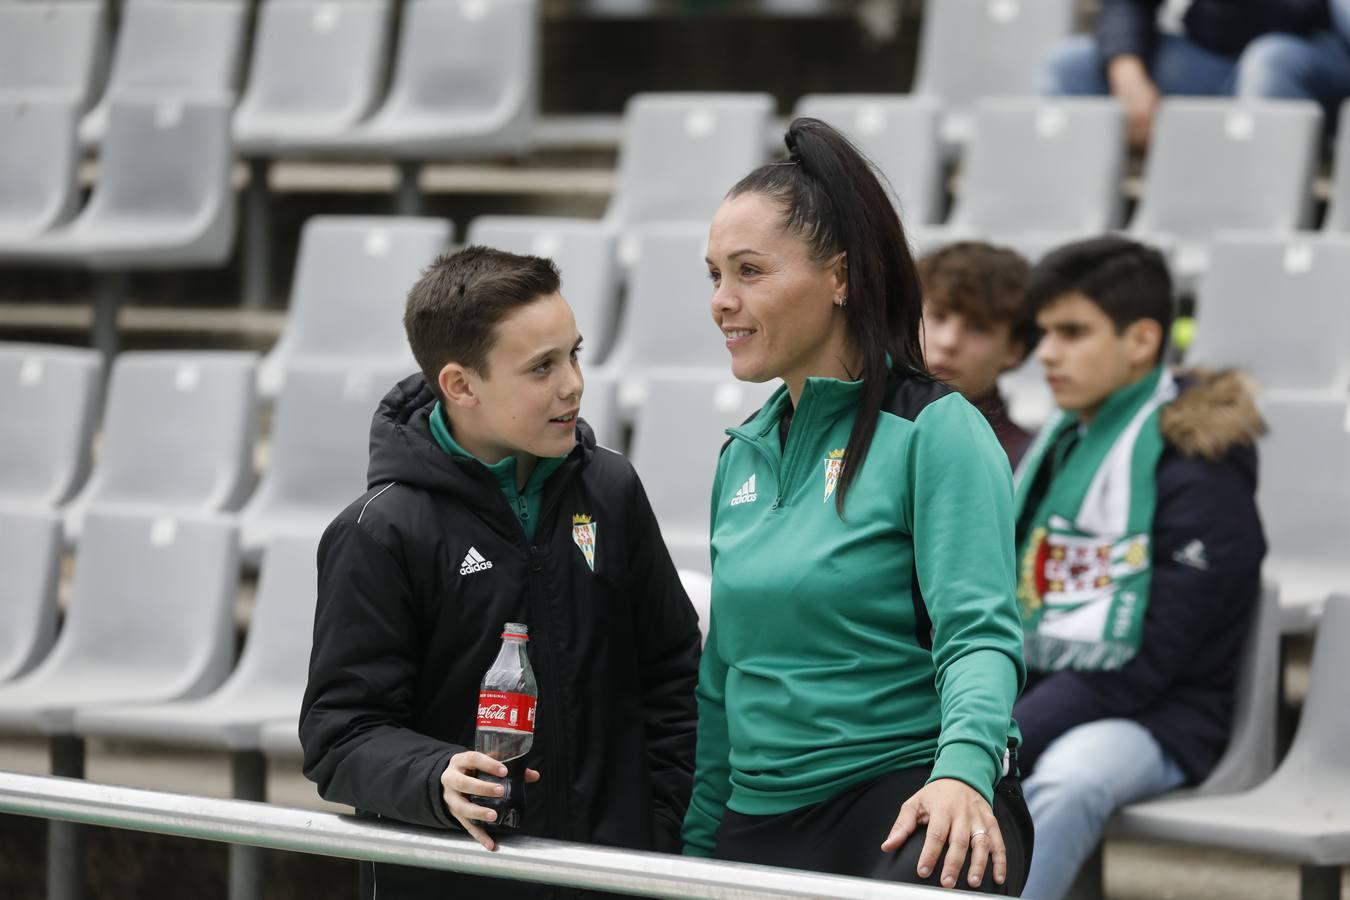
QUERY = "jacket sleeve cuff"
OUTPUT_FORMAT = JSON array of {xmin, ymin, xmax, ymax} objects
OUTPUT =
[{"xmin": 928, "ymin": 741, "xmax": 997, "ymax": 807}]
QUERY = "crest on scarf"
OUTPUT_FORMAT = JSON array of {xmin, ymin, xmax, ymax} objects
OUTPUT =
[
  {"xmin": 572, "ymin": 514, "xmax": 597, "ymax": 571},
  {"xmin": 822, "ymin": 449, "xmax": 845, "ymax": 502},
  {"xmin": 1018, "ymin": 522, "xmax": 1152, "ymax": 669}
]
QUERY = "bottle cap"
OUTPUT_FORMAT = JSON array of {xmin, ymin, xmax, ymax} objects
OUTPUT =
[{"xmin": 502, "ymin": 622, "xmax": 529, "ymax": 641}]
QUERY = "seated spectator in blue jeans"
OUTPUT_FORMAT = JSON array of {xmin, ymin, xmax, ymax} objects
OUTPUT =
[
  {"xmin": 918, "ymin": 241, "xmax": 1039, "ymax": 468},
  {"xmin": 1011, "ymin": 237, "xmax": 1266, "ymax": 900},
  {"xmin": 1043, "ymin": 0, "xmax": 1350, "ymax": 148}
]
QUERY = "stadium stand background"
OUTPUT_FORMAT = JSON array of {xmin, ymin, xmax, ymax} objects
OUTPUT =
[{"xmin": 3, "ymin": 0, "xmax": 1350, "ymax": 897}]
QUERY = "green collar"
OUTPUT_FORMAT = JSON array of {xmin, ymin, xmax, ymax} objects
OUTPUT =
[{"xmin": 429, "ymin": 401, "xmax": 566, "ymax": 497}]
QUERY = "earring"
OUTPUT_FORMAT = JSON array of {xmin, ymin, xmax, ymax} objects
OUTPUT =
[{"xmin": 835, "ymin": 297, "xmax": 848, "ymax": 308}]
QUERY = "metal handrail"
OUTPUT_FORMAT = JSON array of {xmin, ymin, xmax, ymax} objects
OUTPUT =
[{"xmin": 0, "ymin": 771, "xmax": 947, "ymax": 899}]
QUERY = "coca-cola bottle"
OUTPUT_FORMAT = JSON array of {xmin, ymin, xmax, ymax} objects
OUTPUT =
[{"xmin": 473, "ymin": 622, "xmax": 537, "ymax": 831}]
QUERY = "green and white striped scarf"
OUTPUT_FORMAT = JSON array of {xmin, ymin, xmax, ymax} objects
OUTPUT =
[{"xmin": 1013, "ymin": 366, "xmax": 1175, "ymax": 671}]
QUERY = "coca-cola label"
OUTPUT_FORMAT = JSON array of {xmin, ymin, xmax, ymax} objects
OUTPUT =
[{"xmin": 477, "ymin": 691, "xmax": 536, "ymax": 734}]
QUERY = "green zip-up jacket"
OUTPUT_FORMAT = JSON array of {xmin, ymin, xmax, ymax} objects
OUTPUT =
[{"xmin": 682, "ymin": 369, "xmax": 1027, "ymax": 857}]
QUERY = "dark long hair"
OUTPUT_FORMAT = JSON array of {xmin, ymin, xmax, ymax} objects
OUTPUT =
[{"xmin": 727, "ymin": 117, "xmax": 928, "ymax": 515}]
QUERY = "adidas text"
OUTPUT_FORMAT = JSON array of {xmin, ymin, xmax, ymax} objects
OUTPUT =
[
  {"xmin": 460, "ymin": 547, "xmax": 494, "ymax": 576},
  {"xmin": 730, "ymin": 475, "xmax": 758, "ymax": 506}
]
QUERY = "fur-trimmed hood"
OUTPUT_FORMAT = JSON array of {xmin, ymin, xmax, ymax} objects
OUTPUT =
[{"xmin": 1161, "ymin": 368, "xmax": 1266, "ymax": 461}]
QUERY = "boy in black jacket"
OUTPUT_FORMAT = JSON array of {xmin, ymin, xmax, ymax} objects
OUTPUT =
[{"xmin": 300, "ymin": 246, "xmax": 702, "ymax": 899}]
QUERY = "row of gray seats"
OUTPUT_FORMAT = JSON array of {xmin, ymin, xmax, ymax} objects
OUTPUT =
[
  {"xmin": 0, "ymin": 0, "xmax": 537, "ymax": 158},
  {"xmin": 0, "ymin": 0, "xmax": 1075, "ymax": 157},
  {"xmin": 0, "ymin": 345, "xmax": 403, "ymax": 560},
  {"xmin": 3, "ymin": 88, "xmax": 1344, "ymax": 311}
]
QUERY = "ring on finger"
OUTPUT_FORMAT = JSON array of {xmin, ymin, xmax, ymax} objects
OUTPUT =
[{"xmin": 970, "ymin": 829, "xmax": 989, "ymax": 840}]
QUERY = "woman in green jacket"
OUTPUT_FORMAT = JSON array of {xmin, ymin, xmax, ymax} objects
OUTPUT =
[{"xmin": 681, "ymin": 118, "xmax": 1033, "ymax": 894}]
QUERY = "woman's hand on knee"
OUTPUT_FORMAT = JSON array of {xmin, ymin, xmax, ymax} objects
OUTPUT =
[{"xmin": 880, "ymin": 777, "xmax": 1006, "ymax": 889}]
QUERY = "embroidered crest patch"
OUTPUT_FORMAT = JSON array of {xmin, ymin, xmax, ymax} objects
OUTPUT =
[{"xmin": 572, "ymin": 514, "xmax": 597, "ymax": 571}]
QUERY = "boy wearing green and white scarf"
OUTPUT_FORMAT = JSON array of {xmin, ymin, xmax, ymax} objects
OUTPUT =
[{"xmin": 1010, "ymin": 238, "xmax": 1266, "ymax": 900}]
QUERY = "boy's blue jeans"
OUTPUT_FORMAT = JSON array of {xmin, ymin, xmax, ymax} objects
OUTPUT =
[{"xmin": 1021, "ymin": 718, "xmax": 1187, "ymax": 900}]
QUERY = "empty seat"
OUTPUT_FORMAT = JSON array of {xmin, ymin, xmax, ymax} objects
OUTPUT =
[
  {"xmin": 0, "ymin": 510, "xmax": 62, "ymax": 685},
  {"xmin": 467, "ymin": 215, "xmax": 621, "ymax": 361},
  {"xmin": 0, "ymin": 98, "xmax": 81, "ymax": 242},
  {"xmin": 240, "ymin": 364, "xmax": 405, "ymax": 561},
  {"xmin": 1188, "ymin": 236, "xmax": 1350, "ymax": 394},
  {"xmin": 939, "ymin": 98, "xmax": 1127, "ymax": 254},
  {"xmin": 260, "ymin": 719, "xmax": 303, "ymax": 759},
  {"xmin": 0, "ymin": 343, "xmax": 102, "ymax": 509},
  {"xmin": 1079, "ymin": 583, "xmax": 1282, "ymax": 895},
  {"xmin": 1324, "ymin": 98, "xmax": 1350, "ymax": 233},
  {"xmin": 678, "ymin": 568, "xmax": 712, "ymax": 646},
  {"xmin": 233, "ymin": 0, "xmax": 393, "ymax": 153},
  {"xmin": 0, "ymin": 2, "xmax": 107, "ymax": 109},
  {"xmin": 76, "ymin": 534, "xmax": 320, "ymax": 750},
  {"xmin": 64, "ymin": 352, "xmax": 258, "ymax": 543},
  {"xmin": 258, "ymin": 216, "xmax": 451, "ymax": 397},
  {"xmin": 80, "ymin": 0, "xmax": 248, "ymax": 147},
  {"xmin": 0, "ymin": 98, "xmax": 237, "ymax": 269},
  {"xmin": 999, "ymin": 355, "xmax": 1055, "ymax": 435},
  {"xmin": 1129, "ymin": 100, "xmax": 1322, "ymax": 278},
  {"xmin": 912, "ymin": 0, "xmax": 1077, "ymax": 143},
  {"xmin": 456, "ymin": 93, "xmax": 773, "ymax": 287},
  {"xmin": 609, "ymin": 92, "xmax": 774, "ymax": 235},
  {"xmin": 332, "ymin": 0, "xmax": 539, "ymax": 157},
  {"xmin": 0, "ymin": 511, "xmax": 239, "ymax": 736},
  {"xmin": 792, "ymin": 94, "xmax": 945, "ymax": 227},
  {"xmin": 1256, "ymin": 396, "xmax": 1350, "ymax": 632},
  {"xmin": 610, "ymin": 224, "xmax": 726, "ymax": 408},
  {"xmin": 629, "ymin": 376, "xmax": 776, "ymax": 572},
  {"xmin": 1112, "ymin": 595, "xmax": 1350, "ymax": 890}
]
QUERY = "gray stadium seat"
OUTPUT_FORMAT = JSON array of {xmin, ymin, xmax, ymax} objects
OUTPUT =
[
  {"xmin": 609, "ymin": 224, "xmax": 725, "ymax": 410},
  {"xmin": 75, "ymin": 534, "xmax": 320, "ymax": 750},
  {"xmin": 1075, "ymin": 582, "xmax": 1282, "ymax": 895},
  {"xmin": 1324, "ymin": 98, "xmax": 1350, "ymax": 233},
  {"xmin": 240, "ymin": 364, "xmax": 404, "ymax": 561},
  {"xmin": 232, "ymin": 0, "xmax": 394, "ymax": 153},
  {"xmin": 1256, "ymin": 396, "xmax": 1350, "ymax": 632},
  {"xmin": 1111, "ymin": 595, "xmax": 1350, "ymax": 897},
  {"xmin": 466, "ymin": 215, "xmax": 622, "ymax": 362},
  {"xmin": 0, "ymin": 98, "xmax": 81, "ymax": 242},
  {"xmin": 330, "ymin": 0, "xmax": 539, "ymax": 158},
  {"xmin": 0, "ymin": 510, "xmax": 62, "ymax": 685},
  {"xmin": 940, "ymin": 98, "xmax": 1127, "ymax": 255},
  {"xmin": 791, "ymin": 95, "xmax": 945, "ymax": 227},
  {"xmin": 609, "ymin": 92, "xmax": 774, "ymax": 238},
  {"xmin": 678, "ymin": 568, "xmax": 712, "ymax": 646},
  {"xmin": 0, "ymin": 1, "xmax": 107, "ymax": 110},
  {"xmin": 0, "ymin": 343, "xmax": 102, "ymax": 509},
  {"xmin": 1188, "ymin": 236, "xmax": 1350, "ymax": 394},
  {"xmin": 79, "ymin": 0, "xmax": 247, "ymax": 147},
  {"xmin": 577, "ymin": 368, "xmax": 623, "ymax": 451},
  {"xmin": 912, "ymin": 0, "xmax": 1077, "ymax": 144},
  {"xmin": 0, "ymin": 511, "xmax": 239, "ymax": 736},
  {"xmin": 629, "ymin": 376, "xmax": 776, "ymax": 572},
  {"xmin": 257, "ymin": 216, "xmax": 451, "ymax": 397},
  {"xmin": 999, "ymin": 355, "xmax": 1055, "ymax": 435},
  {"xmin": 260, "ymin": 719, "xmax": 303, "ymax": 759},
  {"xmin": 1129, "ymin": 100, "xmax": 1323, "ymax": 278},
  {"xmin": 63, "ymin": 352, "xmax": 258, "ymax": 544},
  {"xmin": 0, "ymin": 97, "xmax": 237, "ymax": 269}
]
